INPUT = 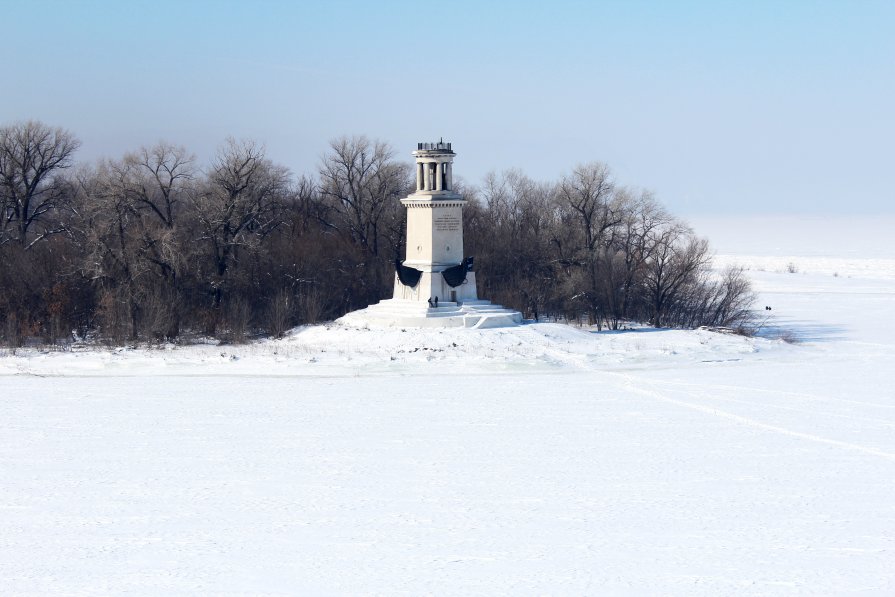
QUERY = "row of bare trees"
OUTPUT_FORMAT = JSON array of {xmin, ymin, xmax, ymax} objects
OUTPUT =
[
  {"xmin": 0, "ymin": 120, "xmax": 754, "ymax": 346},
  {"xmin": 466, "ymin": 167, "xmax": 754, "ymax": 330}
]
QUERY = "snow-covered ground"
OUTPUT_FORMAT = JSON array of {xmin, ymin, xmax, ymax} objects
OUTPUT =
[{"xmin": 2, "ymin": 221, "xmax": 895, "ymax": 594}]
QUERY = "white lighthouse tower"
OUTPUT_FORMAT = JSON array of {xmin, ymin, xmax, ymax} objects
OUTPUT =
[
  {"xmin": 396, "ymin": 140, "xmax": 477, "ymax": 304},
  {"xmin": 339, "ymin": 140, "xmax": 521, "ymax": 329}
]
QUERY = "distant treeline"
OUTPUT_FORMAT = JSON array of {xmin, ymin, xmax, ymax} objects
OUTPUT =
[{"xmin": 0, "ymin": 120, "xmax": 754, "ymax": 346}]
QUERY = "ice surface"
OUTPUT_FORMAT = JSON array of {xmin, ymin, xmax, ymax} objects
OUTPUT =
[{"xmin": 2, "ymin": 222, "xmax": 895, "ymax": 594}]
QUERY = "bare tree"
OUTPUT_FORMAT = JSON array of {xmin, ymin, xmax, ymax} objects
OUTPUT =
[
  {"xmin": 642, "ymin": 224, "xmax": 711, "ymax": 327},
  {"xmin": 318, "ymin": 135, "xmax": 409, "ymax": 257},
  {"xmin": 685, "ymin": 265, "xmax": 756, "ymax": 330},
  {"xmin": 77, "ymin": 161, "xmax": 150, "ymax": 340},
  {"xmin": 192, "ymin": 138, "xmax": 290, "ymax": 306},
  {"xmin": 557, "ymin": 162, "xmax": 617, "ymax": 253},
  {"xmin": 467, "ymin": 170, "xmax": 559, "ymax": 320},
  {"xmin": 602, "ymin": 190, "xmax": 673, "ymax": 329},
  {"xmin": 0, "ymin": 121, "xmax": 80, "ymax": 248},
  {"xmin": 126, "ymin": 142, "xmax": 195, "ymax": 228},
  {"xmin": 121, "ymin": 143, "xmax": 195, "ymax": 295},
  {"xmin": 554, "ymin": 162, "xmax": 624, "ymax": 327}
]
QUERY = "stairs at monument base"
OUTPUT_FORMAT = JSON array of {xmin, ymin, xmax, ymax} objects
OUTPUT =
[{"xmin": 336, "ymin": 299, "xmax": 522, "ymax": 329}]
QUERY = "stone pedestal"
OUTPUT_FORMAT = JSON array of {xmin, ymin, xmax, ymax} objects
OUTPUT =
[{"xmin": 392, "ymin": 271, "xmax": 479, "ymax": 304}]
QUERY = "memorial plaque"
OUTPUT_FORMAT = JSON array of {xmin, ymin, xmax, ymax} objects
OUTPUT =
[{"xmin": 435, "ymin": 214, "xmax": 460, "ymax": 232}]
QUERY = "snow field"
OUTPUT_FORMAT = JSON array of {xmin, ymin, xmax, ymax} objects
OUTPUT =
[{"xmin": 2, "ymin": 250, "xmax": 895, "ymax": 594}]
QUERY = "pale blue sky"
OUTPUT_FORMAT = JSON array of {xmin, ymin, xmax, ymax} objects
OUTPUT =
[{"xmin": 4, "ymin": 0, "xmax": 893, "ymax": 215}]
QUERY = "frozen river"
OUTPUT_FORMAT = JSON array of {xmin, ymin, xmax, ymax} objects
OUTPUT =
[{"xmin": 2, "ymin": 257, "xmax": 895, "ymax": 594}]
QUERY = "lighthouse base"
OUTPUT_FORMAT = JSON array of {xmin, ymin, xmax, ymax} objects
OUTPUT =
[
  {"xmin": 337, "ymin": 270, "xmax": 522, "ymax": 329},
  {"xmin": 337, "ymin": 299, "xmax": 523, "ymax": 329}
]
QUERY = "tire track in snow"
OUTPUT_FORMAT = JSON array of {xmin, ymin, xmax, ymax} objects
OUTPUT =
[
  {"xmin": 652, "ymin": 386, "xmax": 895, "ymax": 428},
  {"xmin": 611, "ymin": 373, "xmax": 895, "ymax": 463},
  {"xmin": 652, "ymin": 377, "xmax": 895, "ymax": 410},
  {"xmin": 630, "ymin": 377, "xmax": 895, "ymax": 428}
]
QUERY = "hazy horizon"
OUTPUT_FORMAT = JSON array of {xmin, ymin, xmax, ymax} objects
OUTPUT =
[{"xmin": 4, "ymin": 0, "xmax": 893, "ymax": 217}]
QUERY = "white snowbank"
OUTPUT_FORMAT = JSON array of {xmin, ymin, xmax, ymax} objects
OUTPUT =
[{"xmin": 0, "ymin": 321, "xmax": 772, "ymax": 378}]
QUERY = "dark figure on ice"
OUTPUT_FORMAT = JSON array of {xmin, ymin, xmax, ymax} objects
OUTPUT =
[{"xmin": 434, "ymin": 296, "xmax": 439, "ymax": 308}]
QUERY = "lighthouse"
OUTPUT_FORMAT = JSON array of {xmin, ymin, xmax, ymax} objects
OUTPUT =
[
  {"xmin": 395, "ymin": 140, "xmax": 478, "ymax": 305},
  {"xmin": 339, "ymin": 141, "xmax": 521, "ymax": 329}
]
